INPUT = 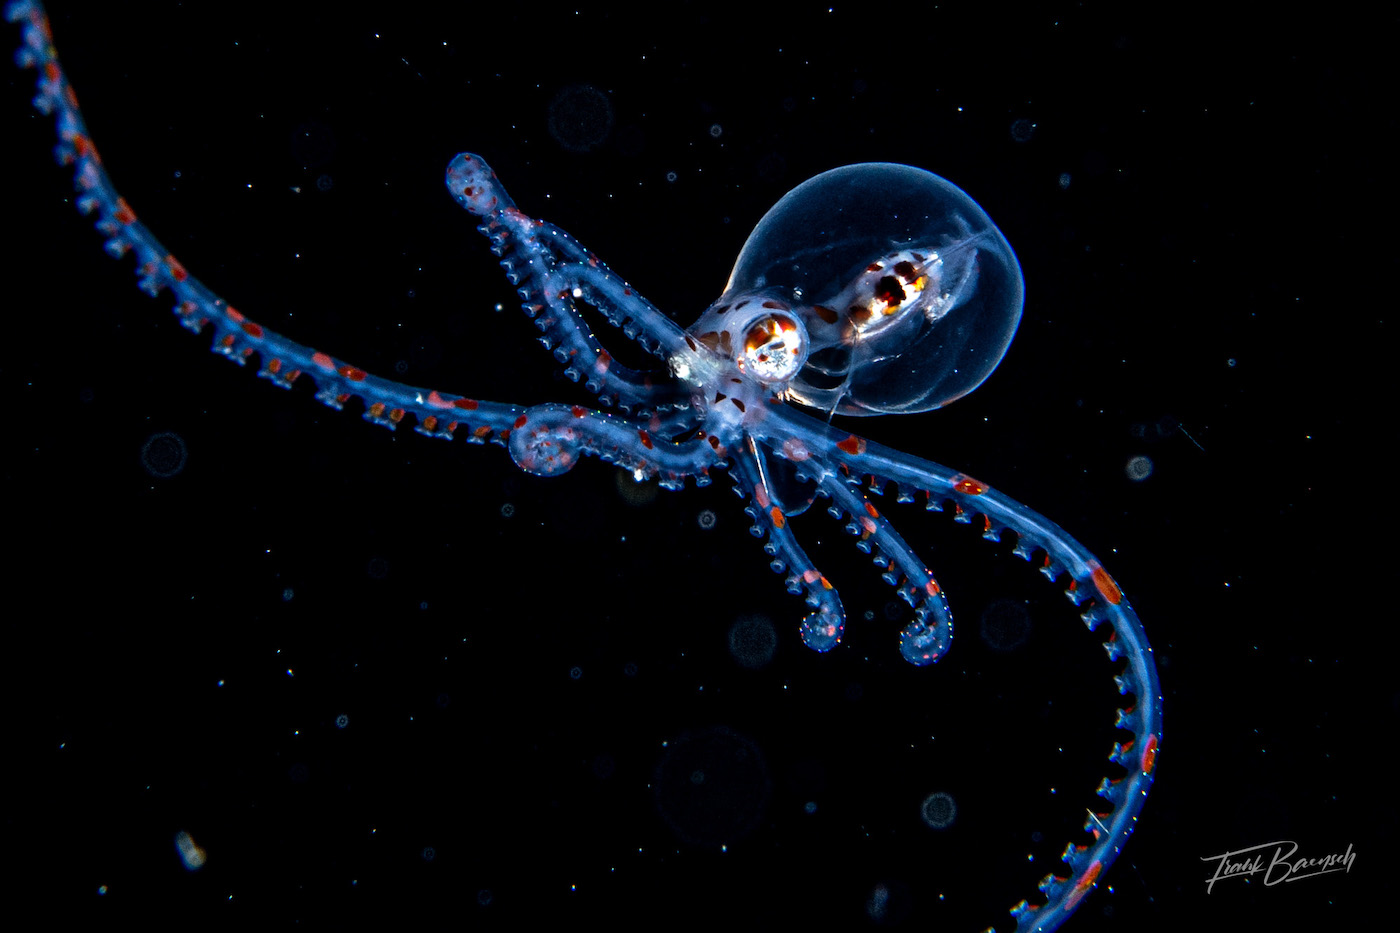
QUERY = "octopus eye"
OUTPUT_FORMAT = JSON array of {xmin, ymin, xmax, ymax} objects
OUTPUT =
[{"xmin": 741, "ymin": 312, "xmax": 806, "ymax": 384}]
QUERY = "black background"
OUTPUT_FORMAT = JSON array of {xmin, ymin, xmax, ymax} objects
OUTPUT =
[{"xmin": 4, "ymin": 3, "xmax": 1390, "ymax": 930}]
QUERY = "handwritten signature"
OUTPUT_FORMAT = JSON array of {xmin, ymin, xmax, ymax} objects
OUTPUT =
[{"xmin": 1200, "ymin": 840, "xmax": 1355, "ymax": 894}]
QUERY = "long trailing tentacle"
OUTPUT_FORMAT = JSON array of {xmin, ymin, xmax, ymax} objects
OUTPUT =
[
  {"xmin": 9, "ymin": 0, "xmax": 523, "ymax": 444},
  {"xmin": 774, "ymin": 414, "xmax": 1162, "ymax": 933},
  {"xmin": 446, "ymin": 153, "xmax": 693, "ymax": 413}
]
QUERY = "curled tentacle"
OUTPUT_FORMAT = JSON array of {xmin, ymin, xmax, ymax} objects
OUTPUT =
[
  {"xmin": 508, "ymin": 403, "xmax": 720, "ymax": 489},
  {"xmin": 819, "ymin": 471, "xmax": 954, "ymax": 664}
]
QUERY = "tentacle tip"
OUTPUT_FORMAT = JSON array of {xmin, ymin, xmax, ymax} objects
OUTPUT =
[
  {"xmin": 899, "ymin": 644, "xmax": 940, "ymax": 666},
  {"xmin": 898, "ymin": 620, "xmax": 948, "ymax": 666},
  {"xmin": 799, "ymin": 609, "xmax": 843, "ymax": 652},
  {"xmin": 445, "ymin": 152, "xmax": 511, "ymax": 215}
]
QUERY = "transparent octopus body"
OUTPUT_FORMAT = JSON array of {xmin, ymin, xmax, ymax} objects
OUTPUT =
[{"xmin": 10, "ymin": 3, "xmax": 1161, "ymax": 930}]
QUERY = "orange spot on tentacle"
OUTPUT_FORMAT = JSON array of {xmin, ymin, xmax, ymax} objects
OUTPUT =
[
  {"xmin": 1088, "ymin": 562, "xmax": 1123, "ymax": 605},
  {"xmin": 1064, "ymin": 860, "xmax": 1103, "ymax": 912},
  {"xmin": 836, "ymin": 435, "xmax": 866, "ymax": 455},
  {"xmin": 951, "ymin": 474, "xmax": 987, "ymax": 495},
  {"xmin": 1141, "ymin": 734, "xmax": 1159, "ymax": 775}
]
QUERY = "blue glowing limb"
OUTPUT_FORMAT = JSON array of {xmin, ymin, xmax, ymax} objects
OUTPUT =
[
  {"xmin": 446, "ymin": 152, "xmax": 691, "ymax": 412},
  {"xmin": 730, "ymin": 443, "xmax": 845, "ymax": 652},
  {"xmin": 818, "ymin": 473, "xmax": 955, "ymax": 665},
  {"xmin": 9, "ymin": 0, "xmax": 523, "ymax": 444},
  {"xmin": 506, "ymin": 402, "xmax": 720, "ymax": 490}
]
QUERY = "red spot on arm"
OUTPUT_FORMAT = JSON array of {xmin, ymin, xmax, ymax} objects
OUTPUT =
[
  {"xmin": 1141, "ymin": 734, "xmax": 1158, "ymax": 774},
  {"xmin": 836, "ymin": 435, "xmax": 866, "ymax": 455},
  {"xmin": 1065, "ymin": 860, "xmax": 1103, "ymax": 912},
  {"xmin": 951, "ymin": 474, "xmax": 987, "ymax": 495},
  {"xmin": 770, "ymin": 506, "xmax": 786, "ymax": 529},
  {"xmin": 454, "ymin": 397, "xmax": 480, "ymax": 410},
  {"xmin": 311, "ymin": 352, "xmax": 334, "ymax": 370},
  {"xmin": 638, "ymin": 430, "xmax": 653, "ymax": 450},
  {"xmin": 1089, "ymin": 562, "xmax": 1123, "ymax": 605}
]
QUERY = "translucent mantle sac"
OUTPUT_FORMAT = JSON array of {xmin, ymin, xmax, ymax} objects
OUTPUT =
[{"xmin": 722, "ymin": 163, "xmax": 1024, "ymax": 415}]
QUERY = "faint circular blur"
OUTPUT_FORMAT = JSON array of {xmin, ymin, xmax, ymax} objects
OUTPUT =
[
  {"xmin": 1125, "ymin": 454, "xmax": 1154, "ymax": 482},
  {"xmin": 727, "ymin": 614, "xmax": 778, "ymax": 670},
  {"xmin": 920, "ymin": 791, "xmax": 957, "ymax": 829},
  {"xmin": 653, "ymin": 726, "xmax": 771, "ymax": 848},
  {"xmin": 140, "ymin": 431, "xmax": 187, "ymax": 478},
  {"xmin": 979, "ymin": 599, "xmax": 1032, "ymax": 653},
  {"xmin": 547, "ymin": 84, "xmax": 614, "ymax": 153}
]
